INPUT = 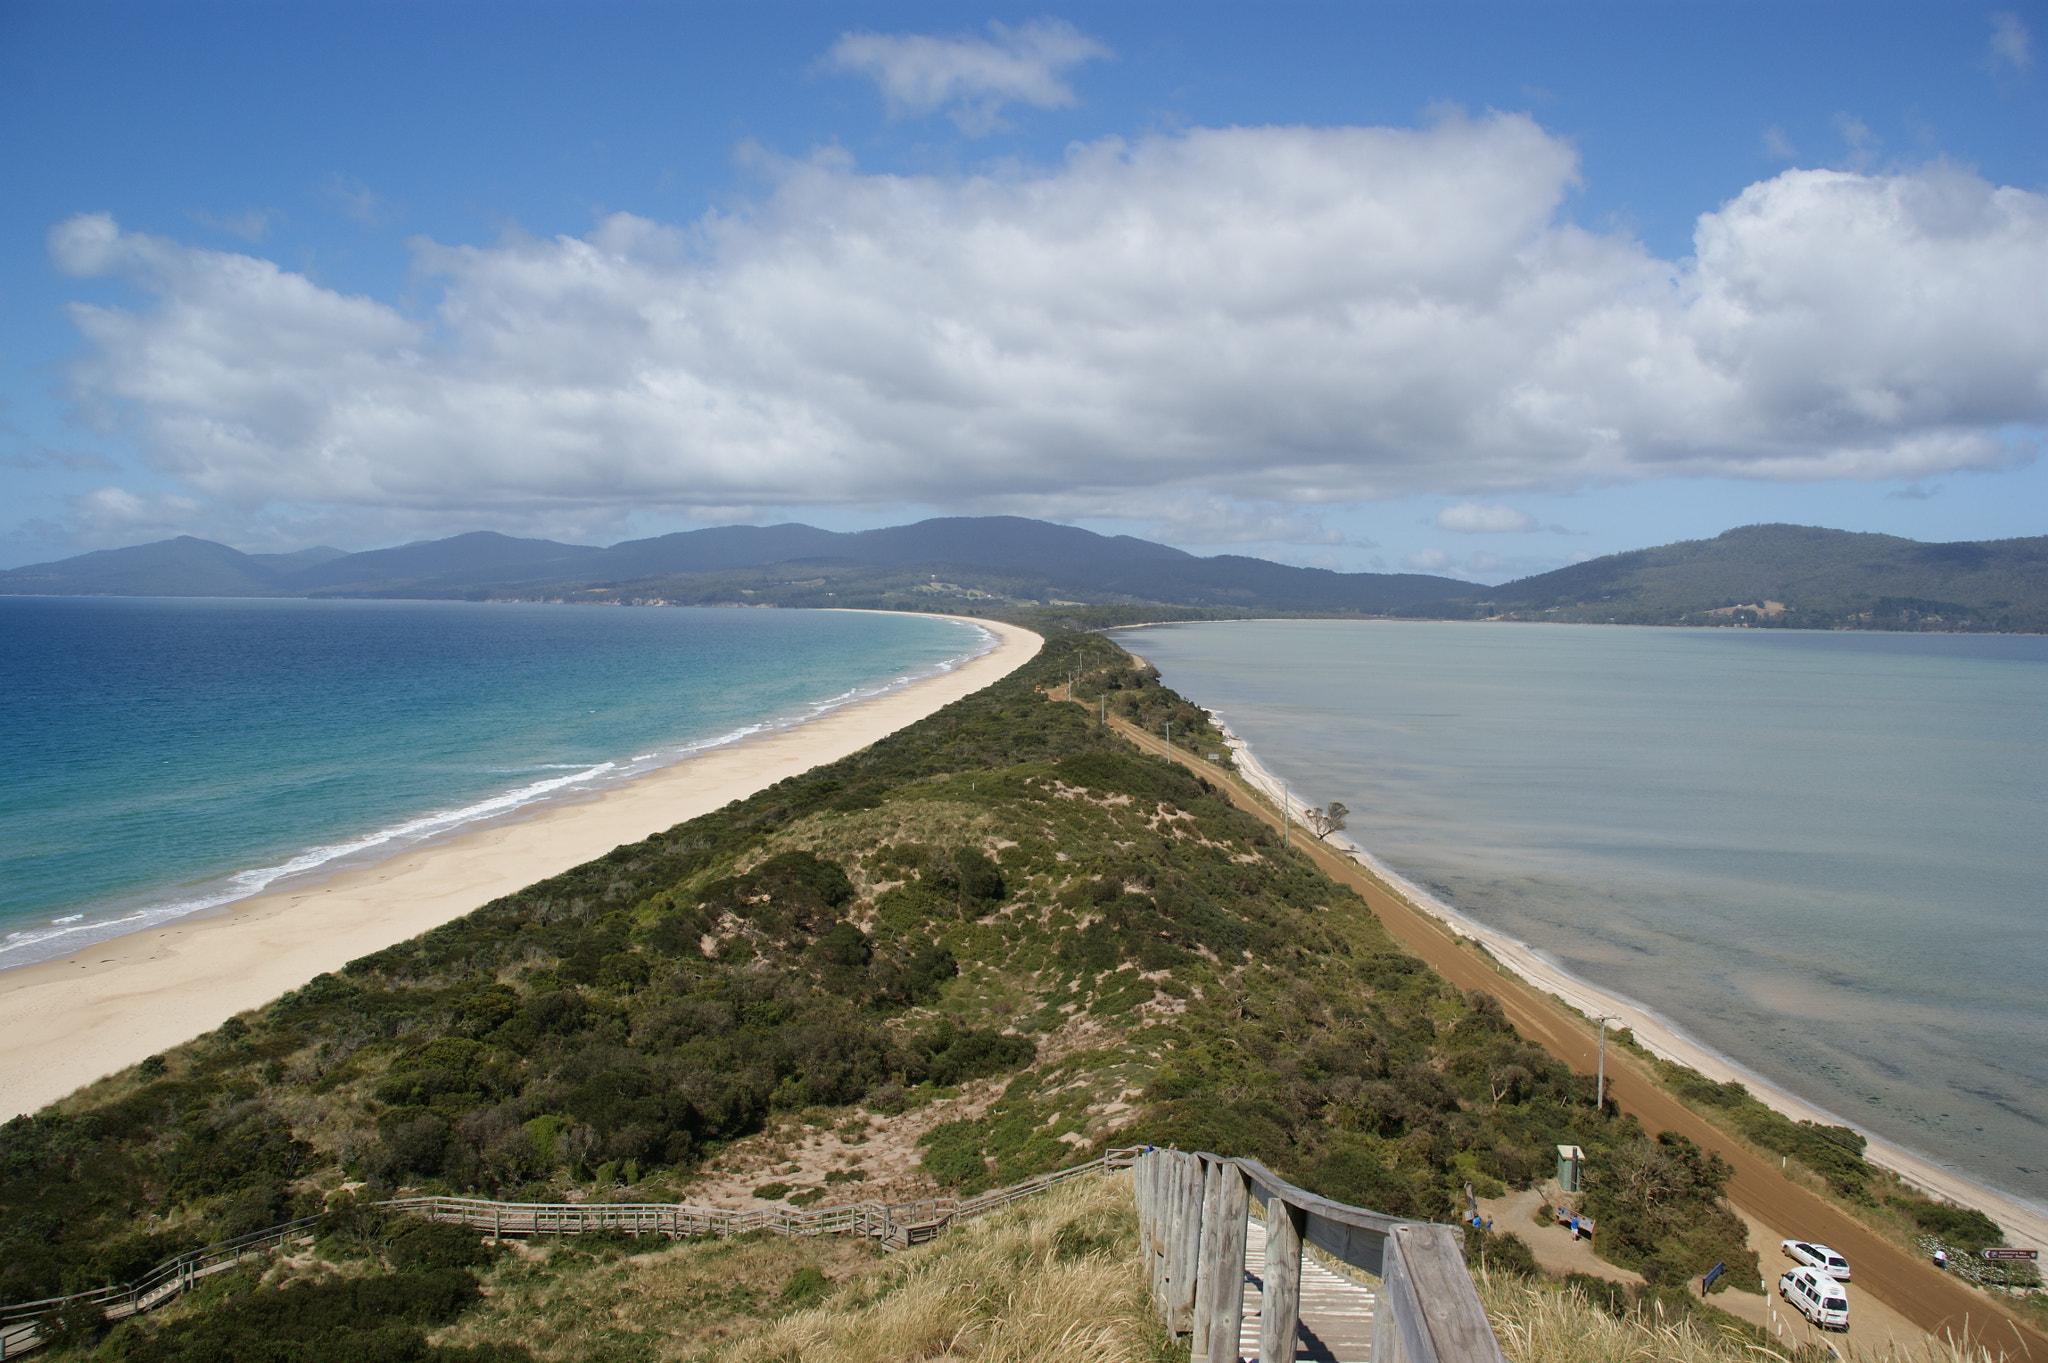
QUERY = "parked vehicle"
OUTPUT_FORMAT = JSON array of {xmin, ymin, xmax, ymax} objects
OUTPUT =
[
  {"xmin": 1780, "ymin": 1265, "xmax": 1850, "ymax": 1330},
  {"xmin": 1782, "ymin": 1239, "xmax": 1852, "ymax": 1280}
]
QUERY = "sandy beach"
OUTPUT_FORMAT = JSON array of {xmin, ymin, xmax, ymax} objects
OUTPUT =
[
  {"xmin": 1216, "ymin": 721, "xmax": 2048, "ymax": 1253},
  {"xmin": 0, "ymin": 614, "xmax": 1040, "ymax": 1121}
]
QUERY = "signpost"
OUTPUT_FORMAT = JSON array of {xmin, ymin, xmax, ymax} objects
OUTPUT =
[{"xmin": 1983, "ymin": 1248, "xmax": 2039, "ymax": 1261}]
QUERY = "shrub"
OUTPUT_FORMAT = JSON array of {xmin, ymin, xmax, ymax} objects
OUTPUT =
[{"xmin": 779, "ymin": 1266, "xmax": 831, "ymax": 1307}]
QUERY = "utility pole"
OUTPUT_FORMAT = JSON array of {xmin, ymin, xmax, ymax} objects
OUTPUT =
[{"xmin": 1594, "ymin": 1015, "xmax": 1621, "ymax": 1111}]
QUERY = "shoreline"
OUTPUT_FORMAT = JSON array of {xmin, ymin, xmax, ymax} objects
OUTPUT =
[
  {"xmin": 2, "ymin": 607, "xmax": 996, "ymax": 972},
  {"xmin": 1214, "ymin": 717, "xmax": 2048, "ymax": 1253},
  {"xmin": 0, "ymin": 614, "xmax": 1041, "ymax": 1121}
]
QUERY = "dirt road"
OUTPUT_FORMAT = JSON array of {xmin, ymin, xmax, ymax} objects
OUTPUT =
[{"xmin": 1103, "ymin": 711, "xmax": 2048, "ymax": 1358}]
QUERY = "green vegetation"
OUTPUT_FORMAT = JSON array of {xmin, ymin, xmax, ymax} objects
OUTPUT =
[
  {"xmin": 1644, "ymin": 1049, "xmax": 2040, "ymax": 1307},
  {"xmin": 7, "ymin": 628, "xmax": 1812, "ymax": 1355}
]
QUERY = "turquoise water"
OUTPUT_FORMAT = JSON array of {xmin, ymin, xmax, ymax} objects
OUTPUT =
[
  {"xmin": 1, "ymin": 599, "xmax": 984, "ymax": 967},
  {"xmin": 1111, "ymin": 620, "xmax": 2048, "ymax": 1212}
]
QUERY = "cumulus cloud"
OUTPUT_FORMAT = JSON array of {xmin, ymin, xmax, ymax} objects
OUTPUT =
[
  {"xmin": 69, "ymin": 485, "xmax": 210, "ymax": 542},
  {"xmin": 47, "ymin": 116, "xmax": 2048, "ymax": 535},
  {"xmin": 825, "ymin": 19, "xmax": 1110, "ymax": 134},
  {"xmin": 1989, "ymin": 12, "xmax": 2033, "ymax": 74},
  {"xmin": 1436, "ymin": 501, "xmax": 1536, "ymax": 533}
]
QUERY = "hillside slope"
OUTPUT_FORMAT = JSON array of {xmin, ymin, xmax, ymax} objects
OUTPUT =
[
  {"xmin": 0, "ymin": 517, "xmax": 1470, "ymax": 612},
  {"xmin": 1408, "ymin": 524, "xmax": 2048, "ymax": 630},
  {"xmin": 3, "ymin": 634, "xmax": 1761, "ymax": 1341}
]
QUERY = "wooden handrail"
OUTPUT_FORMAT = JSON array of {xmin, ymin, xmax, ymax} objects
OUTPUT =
[
  {"xmin": 1133, "ymin": 1148, "xmax": 1505, "ymax": 1363},
  {"xmin": 0, "ymin": 1149, "xmax": 1143, "ymax": 1358}
]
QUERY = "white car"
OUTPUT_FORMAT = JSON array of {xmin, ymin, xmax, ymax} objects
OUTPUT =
[
  {"xmin": 1782, "ymin": 1239, "xmax": 1852, "ymax": 1280},
  {"xmin": 1780, "ymin": 1265, "xmax": 1850, "ymax": 1330}
]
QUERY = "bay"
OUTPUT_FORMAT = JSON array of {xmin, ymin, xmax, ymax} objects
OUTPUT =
[
  {"xmin": 1, "ymin": 598, "xmax": 983, "ymax": 966},
  {"xmin": 1111, "ymin": 619, "xmax": 2048, "ymax": 1212}
]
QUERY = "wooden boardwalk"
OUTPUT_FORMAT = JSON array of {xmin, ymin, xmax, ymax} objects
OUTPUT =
[{"xmin": 1240, "ymin": 1216, "xmax": 1379, "ymax": 1363}]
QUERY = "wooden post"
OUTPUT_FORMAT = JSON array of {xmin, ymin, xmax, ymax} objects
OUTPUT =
[
  {"xmin": 1373, "ymin": 1222, "xmax": 1502, "ymax": 1363},
  {"xmin": 1169, "ymin": 1152, "xmax": 1206, "ymax": 1334},
  {"xmin": 1202, "ymin": 1164, "xmax": 1249, "ymax": 1363},
  {"xmin": 1138, "ymin": 1155, "xmax": 1163, "ymax": 1310},
  {"xmin": 1258, "ymin": 1194, "xmax": 1306, "ymax": 1363},
  {"xmin": 1190, "ymin": 1156, "xmax": 1226, "ymax": 1359},
  {"xmin": 1163, "ymin": 1153, "xmax": 1190, "ymax": 1329}
]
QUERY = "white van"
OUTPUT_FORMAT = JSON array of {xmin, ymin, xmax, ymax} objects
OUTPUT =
[
  {"xmin": 1782, "ymin": 1238, "xmax": 1852, "ymax": 1280},
  {"xmin": 1780, "ymin": 1265, "xmax": 1850, "ymax": 1330}
]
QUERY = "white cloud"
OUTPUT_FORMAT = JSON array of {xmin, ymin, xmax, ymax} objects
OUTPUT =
[
  {"xmin": 1989, "ymin": 12, "xmax": 2034, "ymax": 74},
  {"xmin": 69, "ymin": 485, "xmax": 209, "ymax": 543},
  {"xmin": 1762, "ymin": 125, "xmax": 1797, "ymax": 161},
  {"xmin": 1145, "ymin": 497, "xmax": 1349, "ymax": 546},
  {"xmin": 1436, "ymin": 501, "xmax": 1536, "ymax": 533},
  {"xmin": 825, "ymin": 19, "xmax": 1110, "ymax": 134},
  {"xmin": 1402, "ymin": 549, "xmax": 1452, "ymax": 571},
  {"xmin": 48, "ymin": 117, "xmax": 2048, "ymax": 540}
]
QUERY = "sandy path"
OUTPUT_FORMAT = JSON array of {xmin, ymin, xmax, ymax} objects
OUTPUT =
[
  {"xmin": 1105, "ymin": 710, "xmax": 2048, "ymax": 1359},
  {"xmin": 0, "ymin": 616, "xmax": 1040, "ymax": 1120}
]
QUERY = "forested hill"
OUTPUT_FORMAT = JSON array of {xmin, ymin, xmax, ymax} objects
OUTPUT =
[
  {"xmin": 0, "ymin": 517, "xmax": 1469, "ymax": 615},
  {"xmin": 1403, "ymin": 524, "xmax": 2048, "ymax": 631}
]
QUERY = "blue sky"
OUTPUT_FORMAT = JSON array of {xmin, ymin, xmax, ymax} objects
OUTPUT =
[{"xmin": 4, "ymin": 1, "xmax": 2044, "ymax": 580}]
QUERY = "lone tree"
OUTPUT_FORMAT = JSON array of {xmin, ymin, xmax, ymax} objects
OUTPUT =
[{"xmin": 1304, "ymin": 801, "xmax": 1349, "ymax": 841}]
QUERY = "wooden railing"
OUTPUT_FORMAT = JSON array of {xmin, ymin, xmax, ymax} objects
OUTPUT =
[
  {"xmin": 1132, "ymin": 1148, "xmax": 1505, "ymax": 1363},
  {"xmin": 0, "ymin": 1150, "xmax": 1141, "ymax": 1358},
  {"xmin": 0, "ymin": 1215, "xmax": 327, "ymax": 1359}
]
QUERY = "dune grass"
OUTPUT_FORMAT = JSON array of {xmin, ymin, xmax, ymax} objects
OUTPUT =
[
  {"xmin": 1478, "ymin": 1267, "xmax": 2011, "ymax": 1363},
  {"xmin": 708, "ymin": 1172, "xmax": 1169, "ymax": 1363}
]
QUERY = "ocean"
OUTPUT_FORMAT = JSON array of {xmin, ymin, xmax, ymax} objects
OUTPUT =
[
  {"xmin": 1110, "ymin": 619, "xmax": 2048, "ymax": 1214},
  {"xmin": 0, "ymin": 597, "xmax": 985, "ymax": 968}
]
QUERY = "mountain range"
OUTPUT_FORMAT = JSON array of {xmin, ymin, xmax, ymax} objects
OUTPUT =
[
  {"xmin": 4, "ymin": 517, "xmax": 2044, "ymax": 631},
  {"xmin": 0, "ymin": 517, "xmax": 1468, "ymax": 614}
]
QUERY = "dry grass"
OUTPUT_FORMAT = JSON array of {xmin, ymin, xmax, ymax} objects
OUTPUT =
[
  {"xmin": 425, "ymin": 1171, "xmax": 1162, "ymax": 1363},
  {"xmin": 1478, "ymin": 1268, "xmax": 2016, "ymax": 1363},
  {"xmin": 435, "ymin": 1230, "xmax": 886, "ymax": 1362},
  {"xmin": 709, "ymin": 1172, "xmax": 1168, "ymax": 1363}
]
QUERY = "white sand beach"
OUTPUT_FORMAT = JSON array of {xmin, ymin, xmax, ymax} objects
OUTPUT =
[{"xmin": 0, "ymin": 615, "xmax": 1040, "ymax": 1120}]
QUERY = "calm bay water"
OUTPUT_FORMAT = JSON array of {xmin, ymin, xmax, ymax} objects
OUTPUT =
[
  {"xmin": 1, "ymin": 598, "xmax": 984, "ymax": 966},
  {"xmin": 1112, "ymin": 620, "xmax": 2048, "ymax": 1211}
]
